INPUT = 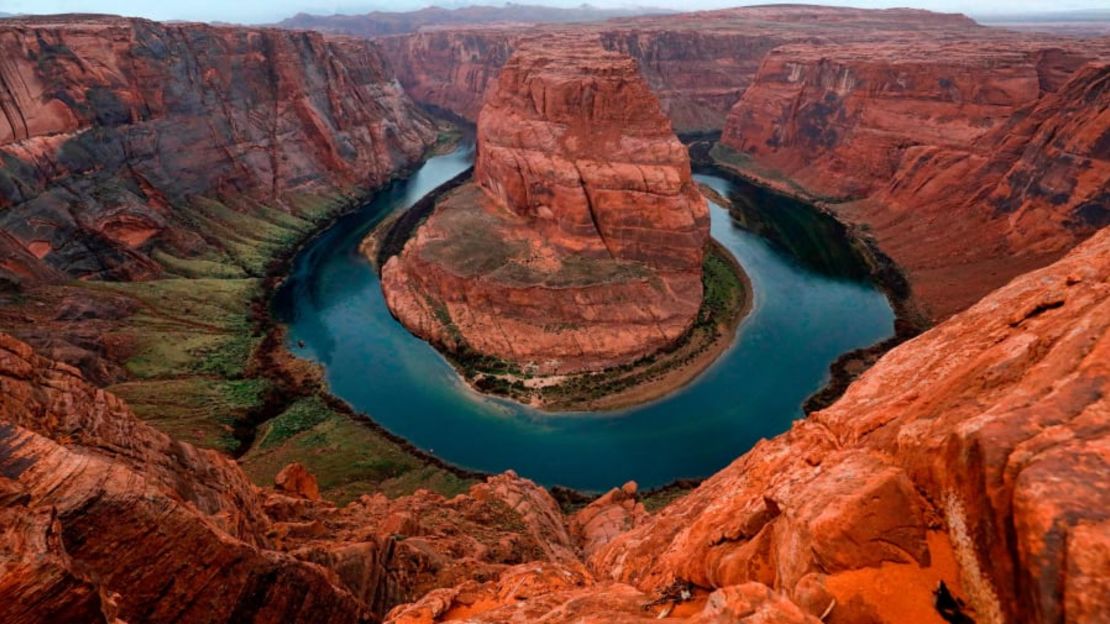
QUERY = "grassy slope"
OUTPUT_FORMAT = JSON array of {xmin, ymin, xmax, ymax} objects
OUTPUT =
[{"xmin": 57, "ymin": 190, "xmax": 474, "ymax": 502}]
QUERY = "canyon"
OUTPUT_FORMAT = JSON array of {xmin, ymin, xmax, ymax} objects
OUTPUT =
[
  {"xmin": 375, "ymin": 5, "xmax": 1109, "ymax": 321},
  {"xmin": 717, "ymin": 41, "xmax": 1110, "ymax": 320},
  {"xmin": 2, "ymin": 225, "xmax": 1107, "ymax": 622},
  {"xmin": 0, "ymin": 4, "xmax": 1107, "ymax": 624},
  {"xmin": 380, "ymin": 36, "xmax": 713, "ymax": 380}
]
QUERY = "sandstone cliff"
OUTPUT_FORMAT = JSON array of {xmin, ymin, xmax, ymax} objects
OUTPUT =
[
  {"xmin": 0, "ymin": 15, "xmax": 436, "ymax": 282},
  {"xmin": 380, "ymin": 37, "xmax": 709, "ymax": 375},
  {"xmin": 278, "ymin": 5, "xmax": 665, "ymax": 37},
  {"xmin": 719, "ymin": 44, "xmax": 1109, "ymax": 319},
  {"xmin": 377, "ymin": 29, "xmax": 518, "ymax": 123}
]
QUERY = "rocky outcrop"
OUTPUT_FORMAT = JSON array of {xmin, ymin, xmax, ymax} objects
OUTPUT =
[
  {"xmin": 0, "ymin": 15, "xmax": 436, "ymax": 282},
  {"xmin": 380, "ymin": 37, "xmax": 709, "ymax": 374},
  {"xmin": 0, "ymin": 332, "xmax": 581, "ymax": 622},
  {"xmin": 718, "ymin": 42, "xmax": 1109, "ymax": 320},
  {"xmin": 584, "ymin": 226, "xmax": 1110, "ymax": 623},
  {"xmin": 377, "ymin": 30, "xmax": 518, "ymax": 122},
  {"xmin": 381, "ymin": 221, "xmax": 1110, "ymax": 623}
]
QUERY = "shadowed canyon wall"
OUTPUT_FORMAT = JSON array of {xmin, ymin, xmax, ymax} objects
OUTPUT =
[
  {"xmin": 0, "ymin": 15, "xmax": 436, "ymax": 284},
  {"xmin": 719, "ymin": 44, "xmax": 1109, "ymax": 319},
  {"xmin": 376, "ymin": 6, "xmax": 986, "ymax": 133}
]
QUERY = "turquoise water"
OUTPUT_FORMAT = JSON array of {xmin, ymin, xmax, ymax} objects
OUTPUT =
[{"xmin": 273, "ymin": 144, "xmax": 894, "ymax": 491}]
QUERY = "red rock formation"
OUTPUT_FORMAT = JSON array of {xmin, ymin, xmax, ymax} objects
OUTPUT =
[
  {"xmin": 275, "ymin": 462, "xmax": 322, "ymax": 500},
  {"xmin": 378, "ymin": 29, "xmax": 518, "ymax": 122},
  {"xmin": 0, "ymin": 15, "xmax": 436, "ymax": 282},
  {"xmin": 569, "ymin": 481, "xmax": 648, "ymax": 557},
  {"xmin": 718, "ymin": 42, "xmax": 1108, "ymax": 320},
  {"xmin": 381, "ymin": 36, "xmax": 709, "ymax": 374},
  {"xmin": 278, "ymin": 4, "xmax": 663, "ymax": 38},
  {"xmin": 584, "ymin": 227, "xmax": 1110, "ymax": 623},
  {"xmin": 0, "ymin": 331, "xmax": 584, "ymax": 622}
]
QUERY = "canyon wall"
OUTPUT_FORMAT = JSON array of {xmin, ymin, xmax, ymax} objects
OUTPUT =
[
  {"xmin": 377, "ymin": 30, "xmax": 517, "ymax": 122},
  {"xmin": 5, "ymin": 220, "xmax": 1105, "ymax": 624},
  {"xmin": 392, "ymin": 221, "xmax": 1110, "ymax": 624},
  {"xmin": 0, "ymin": 15, "xmax": 436, "ymax": 283},
  {"xmin": 380, "ymin": 36, "xmax": 709, "ymax": 375},
  {"xmin": 277, "ymin": 4, "xmax": 667, "ymax": 37},
  {"xmin": 719, "ymin": 43, "xmax": 1109, "ymax": 319},
  {"xmin": 376, "ymin": 6, "xmax": 985, "ymax": 133},
  {"xmin": 374, "ymin": 6, "xmax": 1105, "ymax": 323}
]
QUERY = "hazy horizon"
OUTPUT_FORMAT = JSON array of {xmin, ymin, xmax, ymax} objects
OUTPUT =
[{"xmin": 1, "ymin": 0, "xmax": 1108, "ymax": 25}]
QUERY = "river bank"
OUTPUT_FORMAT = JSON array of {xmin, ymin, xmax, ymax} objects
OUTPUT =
[{"xmin": 692, "ymin": 142, "xmax": 929, "ymax": 414}]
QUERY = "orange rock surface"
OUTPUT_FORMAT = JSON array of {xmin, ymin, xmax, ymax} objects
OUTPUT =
[
  {"xmin": 0, "ymin": 330, "xmax": 584, "ymax": 621},
  {"xmin": 586, "ymin": 227, "xmax": 1110, "ymax": 623},
  {"xmin": 380, "ymin": 37, "xmax": 709, "ymax": 374}
]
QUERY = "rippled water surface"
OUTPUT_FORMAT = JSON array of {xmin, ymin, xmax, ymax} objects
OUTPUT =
[{"xmin": 273, "ymin": 144, "xmax": 894, "ymax": 491}]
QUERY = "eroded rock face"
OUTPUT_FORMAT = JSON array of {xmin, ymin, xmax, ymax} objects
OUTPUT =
[
  {"xmin": 586, "ymin": 227, "xmax": 1110, "ymax": 623},
  {"xmin": 378, "ymin": 30, "xmax": 518, "ymax": 122},
  {"xmin": 0, "ymin": 15, "xmax": 436, "ymax": 282},
  {"xmin": 0, "ymin": 332, "xmax": 581, "ymax": 622},
  {"xmin": 381, "ymin": 37, "xmax": 709, "ymax": 374},
  {"xmin": 719, "ymin": 42, "xmax": 1109, "ymax": 320}
]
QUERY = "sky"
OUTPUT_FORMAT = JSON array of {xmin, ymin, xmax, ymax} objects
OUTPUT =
[{"xmin": 1, "ymin": 0, "xmax": 1108, "ymax": 25}]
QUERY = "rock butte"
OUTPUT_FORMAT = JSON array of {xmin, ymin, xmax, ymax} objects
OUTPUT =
[
  {"xmin": 2, "ymin": 227, "xmax": 1107, "ymax": 622},
  {"xmin": 380, "ymin": 37, "xmax": 709, "ymax": 374}
]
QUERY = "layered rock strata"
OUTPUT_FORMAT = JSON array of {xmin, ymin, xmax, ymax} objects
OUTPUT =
[
  {"xmin": 390, "ymin": 217, "xmax": 1110, "ymax": 623},
  {"xmin": 380, "ymin": 37, "xmax": 709, "ymax": 374},
  {"xmin": 0, "ymin": 15, "xmax": 436, "ymax": 282},
  {"xmin": 376, "ymin": 6, "xmax": 1106, "ymax": 325},
  {"xmin": 719, "ymin": 45, "xmax": 1109, "ymax": 319}
]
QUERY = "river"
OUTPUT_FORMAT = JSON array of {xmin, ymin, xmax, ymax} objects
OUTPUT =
[{"xmin": 272, "ymin": 143, "xmax": 894, "ymax": 491}]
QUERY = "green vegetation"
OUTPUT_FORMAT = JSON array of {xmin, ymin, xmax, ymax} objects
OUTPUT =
[
  {"xmin": 640, "ymin": 483, "xmax": 697, "ymax": 513},
  {"xmin": 108, "ymin": 378, "xmax": 269, "ymax": 453},
  {"xmin": 254, "ymin": 397, "xmax": 332, "ymax": 449},
  {"xmin": 240, "ymin": 404, "xmax": 473, "ymax": 505},
  {"xmin": 45, "ymin": 184, "xmax": 480, "ymax": 502}
]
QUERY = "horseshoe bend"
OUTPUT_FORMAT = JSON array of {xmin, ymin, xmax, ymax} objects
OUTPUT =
[{"xmin": 0, "ymin": 5, "xmax": 1108, "ymax": 624}]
